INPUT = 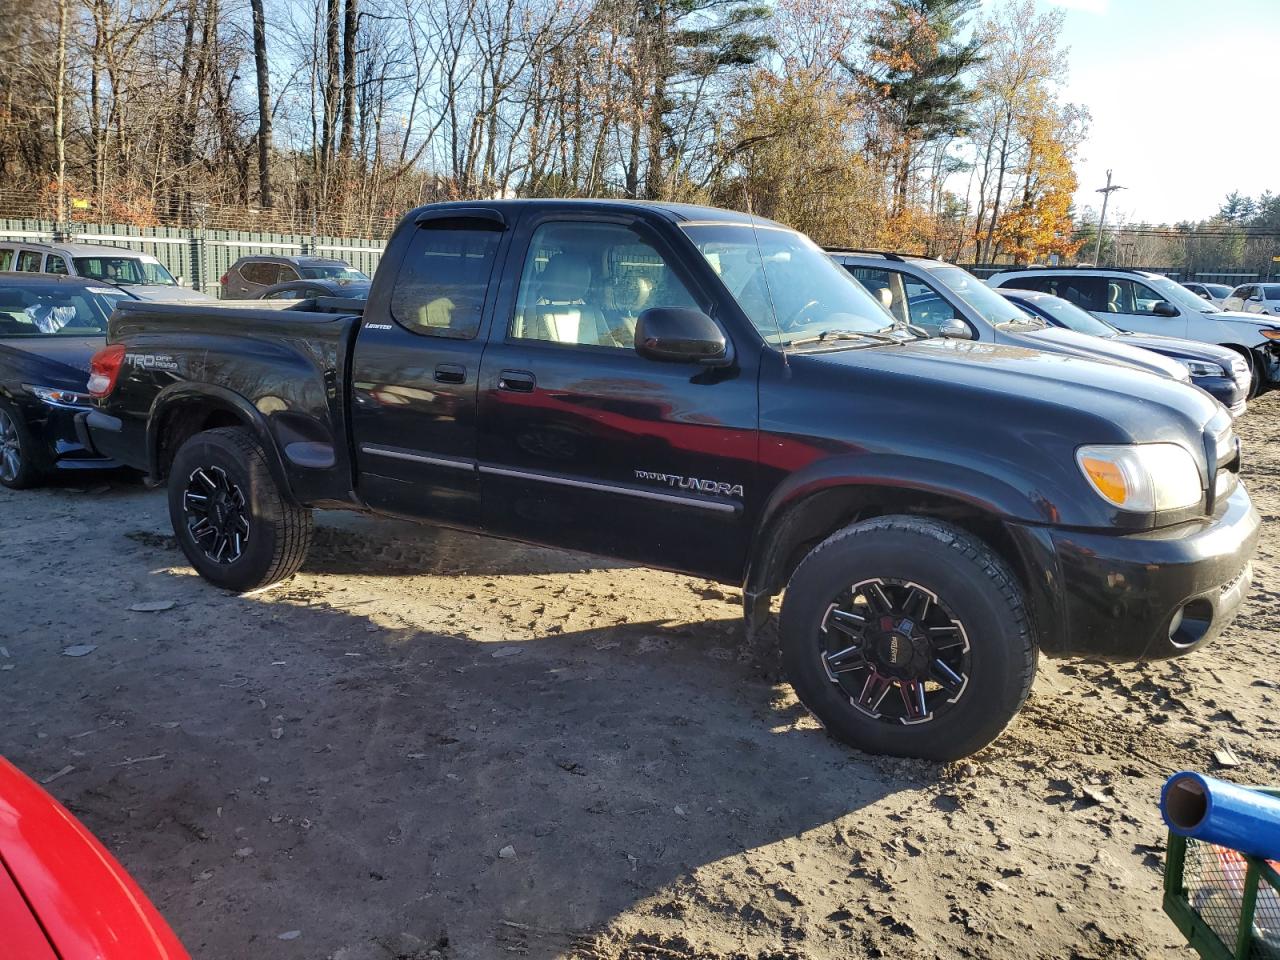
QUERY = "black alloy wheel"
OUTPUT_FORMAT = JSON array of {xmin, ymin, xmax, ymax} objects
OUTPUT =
[
  {"xmin": 182, "ymin": 465, "xmax": 251, "ymax": 564},
  {"xmin": 821, "ymin": 578, "xmax": 970, "ymax": 725}
]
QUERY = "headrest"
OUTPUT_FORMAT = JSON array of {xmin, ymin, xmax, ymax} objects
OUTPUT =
[{"xmin": 537, "ymin": 253, "xmax": 591, "ymax": 303}]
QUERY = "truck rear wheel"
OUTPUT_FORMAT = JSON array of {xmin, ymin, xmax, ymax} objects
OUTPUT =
[
  {"xmin": 167, "ymin": 427, "xmax": 313, "ymax": 592},
  {"xmin": 779, "ymin": 515, "xmax": 1036, "ymax": 761}
]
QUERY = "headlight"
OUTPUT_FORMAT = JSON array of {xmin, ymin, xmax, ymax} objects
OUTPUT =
[
  {"xmin": 24, "ymin": 384, "xmax": 93, "ymax": 408},
  {"xmin": 1179, "ymin": 359, "xmax": 1222, "ymax": 378},
  {"xmin": 1260, "ymin": 329, "xmax": 1280, "ymax": 340},
  {"xmin": 1076, "ymin": 443, "xmax": 1203, "ymax": 512}
]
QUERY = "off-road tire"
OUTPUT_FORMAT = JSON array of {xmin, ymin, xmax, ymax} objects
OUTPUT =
[
  {"xmin": 167, "ymin": 427, "xmax": 313, "ymax": 591},
  {"xmin": 0, "ymin": 400, "xmax": 46, "ymax": 490},
  {"xmin": 779, "ymin": 515, "xmax": 1036, "ymax": 761}
]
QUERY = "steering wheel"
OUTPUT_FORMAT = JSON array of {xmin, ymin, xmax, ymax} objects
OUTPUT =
[{"xmin": 780, "ymin": 298, "xmax": 821, "ymax": 330}]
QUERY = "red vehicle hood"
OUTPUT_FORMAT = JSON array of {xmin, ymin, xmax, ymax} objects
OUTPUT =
[{"xmin": 0, "ymin": 757, "xmax": 189, "ymax": 960}]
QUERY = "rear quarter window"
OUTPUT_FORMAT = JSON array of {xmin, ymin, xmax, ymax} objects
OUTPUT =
[{"xmin": 389, "ymin": 222, "xmax": 503, "ymax": 340}]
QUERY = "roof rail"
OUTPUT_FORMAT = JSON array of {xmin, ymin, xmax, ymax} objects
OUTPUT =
[
  {"xmin": 996, "ymin": 264, "xmax": 1151, "ymax": 275},
  {"xmin": 823, "ymin": 248, "xmax": 926, "ymax": 263}
]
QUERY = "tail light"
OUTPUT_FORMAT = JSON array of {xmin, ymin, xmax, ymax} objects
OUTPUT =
[
  {"xmin": 87, "ymin": 344, "xmax": 127, "ymax": 397},
  {"xmin": 220, "ymin": 274, "xmax": 229, "ymax": 285}
]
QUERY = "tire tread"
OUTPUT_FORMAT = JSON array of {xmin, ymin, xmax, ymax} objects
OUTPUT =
[{"xmin": 780, "ymin": 514, "xmax": 1036, "ymax": 759}]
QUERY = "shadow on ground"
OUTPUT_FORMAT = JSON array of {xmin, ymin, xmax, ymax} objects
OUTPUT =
[{"xmin": 7, "ymin": 524, "xmax": 935, "ymax": 959}]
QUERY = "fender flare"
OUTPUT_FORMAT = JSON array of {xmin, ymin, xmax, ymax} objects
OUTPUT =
[
  {"xmin": 147, "ymin": 382, "xmax": 294, "ymax": 499},
  {"xmin": 743, "ymin": 453, "xmax": 1058, "ymax": 601}
]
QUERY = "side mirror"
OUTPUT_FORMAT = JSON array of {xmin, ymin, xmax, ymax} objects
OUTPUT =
[
  {"xmin": 635, "ymin": 307, "xmax": 728, "ymax": 364},
  {"xmin": 939, "ymin": 317, "xmax": 974, "ymax": 340},
  {"xmin": 175, "ymin": 275, "xmax": 185, "ymax": 287},
  {"xmin": 1152, "ymin": 300, "xmax": 1179, "ymax": 318},
  {"xmin": 1196, "ymin": 290, "xmax": 1210, "ymax": 300},
  {"xmin": 1250, "ymin": 293, "xmax": 1264, "ymax": 302}
]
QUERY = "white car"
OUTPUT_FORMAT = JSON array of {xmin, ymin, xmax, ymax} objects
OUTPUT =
[
  {"xmin": 987, "ymin": 267, "xmax": 1280, "ymax": 394},
  {"xmin": 0, "ymin": 240, "xmax": 213, "ymax": 303},
  {"xmin": 1182, "ymin": 281, "xmax": 1233, "ymax": 308},
  {"xmin": 1224, "ymin": 283, "xmax": 1280, "ymax": 318}
]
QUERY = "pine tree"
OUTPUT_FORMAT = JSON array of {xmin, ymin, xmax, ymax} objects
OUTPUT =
[{"xmin": 851, "ymin": 0, "xmax": 985, "ymax": 212}]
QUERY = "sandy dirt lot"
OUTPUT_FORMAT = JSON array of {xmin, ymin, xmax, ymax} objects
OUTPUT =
[{"xmin": 3, "ymin": 395, "xmax": 1279, "ymax": 960}]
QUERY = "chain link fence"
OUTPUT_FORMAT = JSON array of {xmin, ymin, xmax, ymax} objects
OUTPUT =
[{"xmin": 0, "ymin": 218, "xmax": 387, "ymax": 296}]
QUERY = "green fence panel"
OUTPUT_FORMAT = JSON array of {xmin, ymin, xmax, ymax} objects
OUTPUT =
[{"xmin": 312, "ymin": 235, "xmax": 386, "ymax": 279}]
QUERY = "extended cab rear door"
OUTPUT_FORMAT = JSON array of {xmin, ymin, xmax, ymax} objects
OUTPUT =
[
  {"xmin": 474, "ymin": 211, "xmax": 757, "ymax": 582},
  {"xmin": 349, "ymin": 209, "xmax": 511, "ymax": 526}
]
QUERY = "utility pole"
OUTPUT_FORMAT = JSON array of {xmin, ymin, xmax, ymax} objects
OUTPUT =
[{"xmin": 1092, "ymin": 169, "xmax": 1126, "ymax": 266}]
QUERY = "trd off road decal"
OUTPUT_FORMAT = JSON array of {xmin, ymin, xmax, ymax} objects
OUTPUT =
[
  {"xmin": 126, "ymin": 353, "xmax": 180, "ymax": 372},
  {"xmin": 635, "ymin": 469, "xmax": 744, "ymax": 498}
]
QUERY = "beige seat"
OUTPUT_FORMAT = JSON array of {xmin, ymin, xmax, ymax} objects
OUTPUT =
[{"xmin": 517, "ymin": 253, "xmax": 610, "ymax": 345}]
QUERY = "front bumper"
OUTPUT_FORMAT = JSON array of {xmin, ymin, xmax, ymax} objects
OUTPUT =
[
  {"xmin": 1010, "ymin": 485, "xmax": 1259, "ymax": 661},
  {"xmin": 1190, "ymin": 373, "xmax": 1247, "ymax": 418}
]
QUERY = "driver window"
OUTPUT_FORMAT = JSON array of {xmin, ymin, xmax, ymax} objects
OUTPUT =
[
  {"xmin": 1104, "ymin": 279, "xmax": 1137, "ymax": 314},
  {"xmin": 510, "ymin": 222, "xmax": 697, "ymax": 350},
  {"xmin": 1130, "ymin": 281, "xmax": 1172, "ymax": 316},
  {"xmin": 900, "ymin": 276, "xmax": 960, "ymax": 335}
]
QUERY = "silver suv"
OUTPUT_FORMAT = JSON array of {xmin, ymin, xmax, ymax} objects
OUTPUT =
[
  {"xmin": 0, "ymin": 240, "xmax": 212, "ymax": 302},
  {"xmin": 221, "ymin": 255, "xmax": 368, "ymax": 299},
  {"xmin": 827, "ymin": 250, "xmax": 1192, "ymax": 384}
]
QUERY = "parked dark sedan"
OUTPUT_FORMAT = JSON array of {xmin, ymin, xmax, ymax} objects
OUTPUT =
[
  {"xmin": 253, "ymin": 277, "xmax": 371, "ymax": 301},
  {"xmin": 0, "ymin": 275, "xmax": 130, "ymax": 487},
  {"xmin": 998, "ymin": 288, "xmax": 1250, "ymax": 417}
]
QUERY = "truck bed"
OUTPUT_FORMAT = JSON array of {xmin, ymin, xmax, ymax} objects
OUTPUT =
[{"xmin": 102, "ymin": 299, "xmax": 365, "ymax": 507}]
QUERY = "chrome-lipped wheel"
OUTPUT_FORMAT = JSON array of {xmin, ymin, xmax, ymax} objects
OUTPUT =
[
  {"xmin": 183, "ymin": 466, "xmax": 250, "ymax": 564},
  {"xmin": 0, "ymin": 408, "xmax": 22, "ymax": 484},
  {"xmin": 820, "ymin": 578, "xmax": 971, "ymax": 725}
]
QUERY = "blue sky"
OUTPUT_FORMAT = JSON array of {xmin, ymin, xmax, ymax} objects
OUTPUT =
[{"xmin": 1044, "ymin": 0, "xmax": 1280, "ymax": 224}]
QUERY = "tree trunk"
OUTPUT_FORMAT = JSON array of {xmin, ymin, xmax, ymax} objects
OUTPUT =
[
  {"xmin": 340, "ymin": 0, "xmax": 357, "ymax": 158},
  {"xmin": 250, "ymin": 0, "xmax": 272, "ymax": 207},
  {"xmin": 53, "ymin": 0, "xmax": 69, "ymax": 224},
  {"xmin": 320, "ymin": 0, "xmax": 341, "ymax": 194}
]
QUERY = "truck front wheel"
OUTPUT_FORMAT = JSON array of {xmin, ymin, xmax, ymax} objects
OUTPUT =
[
  {"xmin": 167, "ymin": 427, "xmax": 313, "ymax": 592},
  {"xmin": 779, "ymin": 515, "xmax": 1036, "ymax": 761}
]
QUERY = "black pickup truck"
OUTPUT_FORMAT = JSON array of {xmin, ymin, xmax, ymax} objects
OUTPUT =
[{"xmin": 81, "ymin": 200, "xmax": 1259, "ymax": 760}]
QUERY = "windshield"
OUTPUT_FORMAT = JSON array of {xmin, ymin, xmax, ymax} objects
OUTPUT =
[
  {"xmin": 681, "ymin": 223, "xmax": 894, "ymax": 345},
  {"xmin": 1205, "ymin": 284, "xmax": 1232, "ymax": 298},
  {"xmin": 73, "ymin": 255, "xmax": 177, "ymax": 287},
  {"xmin": 0, "ymin": 283, "xmax": 118, "ymax": 336},
  {"xmin": 1005, "ymin": 291, "xmax": 1117, "ymax": 336},
  {"xmin": 928, "ymin": 266, "xmax": 1040, "ymax": 328},
  {"xmin": 1145, "ymin": 274, "xmax": 1222, "ymax": 313},
  {"xmin": 299, "ymin": 264, "xmax": 368, "ymax": 281}
]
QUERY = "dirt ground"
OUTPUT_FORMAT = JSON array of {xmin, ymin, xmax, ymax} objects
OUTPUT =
[{"xmin": 3, "ymin": 396, "xmax": 1280, "ymax": 960}]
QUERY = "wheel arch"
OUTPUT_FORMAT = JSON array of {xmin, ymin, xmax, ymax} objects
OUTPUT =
[
  {"xmin": 743, "ymin": 462, "xmax": 1055, "ymax": 638},
  {"xmin": 147, "ymin": 384, "xmax": 293, "ymax": 499}
]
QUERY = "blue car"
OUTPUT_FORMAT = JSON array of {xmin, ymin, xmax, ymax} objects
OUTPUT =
[
  {"xmin": 998, "ymin": 288, "xmax": 1249, "ymax": 418},
  {"xmin": 0, "ymin": 274, "xmax": 132, "ymax": 487}
]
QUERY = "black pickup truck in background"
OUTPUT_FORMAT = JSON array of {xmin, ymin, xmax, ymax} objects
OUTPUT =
[{"xmin": 81, "ymin": 200, "xmax": 1259, "ymax": 760}]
